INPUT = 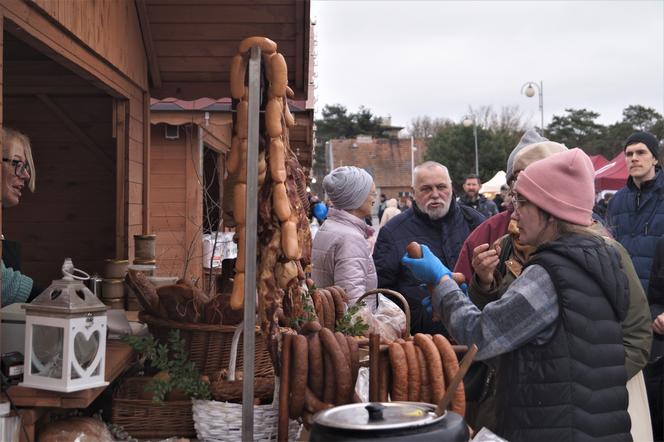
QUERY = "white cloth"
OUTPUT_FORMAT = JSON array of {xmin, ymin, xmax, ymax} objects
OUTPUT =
[{"xmin": 627, "ymin": 371, "xmax": 652, "ymax": 442}]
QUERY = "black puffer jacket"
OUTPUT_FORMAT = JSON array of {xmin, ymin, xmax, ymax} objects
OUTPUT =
[{"xmin": 497, "ymin": 235, "xmax": 631, "ymax": 442}]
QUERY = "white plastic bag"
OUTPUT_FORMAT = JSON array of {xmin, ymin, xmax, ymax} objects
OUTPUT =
[{"xmin": 354, "ymin": 294, "xmax": 407, "ymax": 341}]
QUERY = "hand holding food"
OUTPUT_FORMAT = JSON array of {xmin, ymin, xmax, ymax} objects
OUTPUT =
[
  {"xmin": 471, "ymin": 243, "xmax": 501, "ymax": 288},
  {"xmin": 402, "ymin": 243, "xmax": 451, "ymax": 285}
]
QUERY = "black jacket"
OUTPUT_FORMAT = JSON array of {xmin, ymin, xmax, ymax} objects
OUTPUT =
[
  {"xmin": 648, "ymin": 236, "xmax": 664, "ymax": 360},
  {"xmin": 497, "ymin": 235, "xmax": 631, "ymax": 442},
  {"xmin": 373, "ymin": 200, "xmax": 484, "ymax": 334}
]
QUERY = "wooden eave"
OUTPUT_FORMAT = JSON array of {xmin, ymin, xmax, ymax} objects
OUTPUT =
[
  {"xmin": 151, "ymin": 110, "xmax": 232, "ymax": 153},
  {"xmin": 139, "ymin": 0, "xmax": 311, "ymax": 101}
]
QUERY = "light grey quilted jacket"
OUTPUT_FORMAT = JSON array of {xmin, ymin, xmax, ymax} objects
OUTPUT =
[{"xmin": 311, "ymin": 208, "xmax": 377, "ymax": 304}]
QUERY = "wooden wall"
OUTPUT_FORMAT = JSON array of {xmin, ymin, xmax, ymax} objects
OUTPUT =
[
  {"xmin": 0, "ymin": 0, "xmax": 151, "ymax": 266},
  {"xmin": 3, "ymin": 96, "xmax": 116, "ymax": 287},
  {"xmin": 29, "ymin": 0, "xmax": 148, "ymax": 91},
  {"xmin": 150, "ymin": 123, "xmax": 203, "ymax": 282}
]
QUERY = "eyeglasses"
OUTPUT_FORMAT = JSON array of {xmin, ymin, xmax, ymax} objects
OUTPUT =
[
  {"xmin": 2, "ymin": 158, "xmax": 31, "ymax": 178},
  {"xmin": 511, "ymin": 195, "xmax": 529, "ymax": 211}
]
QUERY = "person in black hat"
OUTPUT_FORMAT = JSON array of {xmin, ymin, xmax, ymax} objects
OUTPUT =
[
  {"xmin": 607, "ymin": 130, "xmax": 662, "ymax": 290},
  {"xmin": 606, "ymin": 130, "xmax": 663, "ymax": 439}
]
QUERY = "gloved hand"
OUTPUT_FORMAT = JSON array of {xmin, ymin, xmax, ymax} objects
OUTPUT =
[{"xmin": 401, "ymin": 244, "xmax": 452, "ymax": 285}]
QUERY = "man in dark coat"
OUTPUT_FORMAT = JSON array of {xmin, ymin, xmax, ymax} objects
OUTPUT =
[
  {"xmin": 373, "ymin": 161, "xmax": 484, "ymax": 335},
  {"xmin": 607, "ymin": 131, "xmax": 664, "ymax": 292},
  {"xmin": 458, "ymin": 174, "xmax": 498, "ymax": 219}
]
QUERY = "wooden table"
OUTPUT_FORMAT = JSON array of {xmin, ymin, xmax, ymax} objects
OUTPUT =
[{"xmin": 6, "ymin": 340, "xmax": 134, "ymax": 441}]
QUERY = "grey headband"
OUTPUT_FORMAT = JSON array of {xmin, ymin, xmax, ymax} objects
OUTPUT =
[{"xmin": 323, "ymin": 166, "xmax": 373, "ymax": 210}]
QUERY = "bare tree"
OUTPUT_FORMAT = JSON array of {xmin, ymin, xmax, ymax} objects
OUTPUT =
[
  {"xmin": 467, "ymin": 105, "xmax": 528, "ymax": 132},
  {"xmin": 408, "ymin": 115, "xmax": 452, "ymax": 138}
]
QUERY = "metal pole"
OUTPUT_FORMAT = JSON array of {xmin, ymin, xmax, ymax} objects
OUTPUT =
[
  {"xmin": 539, "ymin": 80, "xmax": 545, "ymax": 136},
  {"xmin": 473, "ymin": 124, "xmax": 479, "ymax": 175},
  {"xmin": 242, "ymin": 45, "xmax": 261, "ymax": 441},
  {"xmin": 410, "ymin": 136, "xmax": 415, "ymax": 185}
]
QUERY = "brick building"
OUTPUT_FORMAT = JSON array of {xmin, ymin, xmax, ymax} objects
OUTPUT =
[{"xmin": 327, "ymin": 136, "xmax": 427, "ymax": 203}]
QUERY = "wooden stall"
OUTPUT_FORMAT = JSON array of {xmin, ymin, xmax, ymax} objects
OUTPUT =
[
  {"xmin": 0, "ymin": 0, "xmax": 312, "ymax": 287},
  {"xmin": 0, "ymin": 0, "xmax": 150, "ymax": 287},
  {"xmin": 148, "ymin": 97, "xmax": 313, "ymax": 286},
  {"xmin": 149, "ymin": 98, "xmax": 232, "ymax": 283}
]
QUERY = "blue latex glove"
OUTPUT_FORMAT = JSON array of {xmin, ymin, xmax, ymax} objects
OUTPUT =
[{"xmin": 401, "ymin": 244, "xmax": 452, "ymax": 285}]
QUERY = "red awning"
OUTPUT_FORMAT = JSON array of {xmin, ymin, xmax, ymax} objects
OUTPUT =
[
  {"xmin": 594, "ymin": 152, "xmax": 627, "ymax": 191},
  {"xmin": 589, "ymin": 154, "xmax": 609, "ymax": 170}
]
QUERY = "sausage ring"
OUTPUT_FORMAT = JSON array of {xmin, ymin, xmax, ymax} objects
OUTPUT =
[
  {"xmin": 288, "ymin": 335, "xmax": 308, "ymax": 419},
  {"xmin": 433, "ymin": 334, "xmax": 466, "ymax": 416},
  {"xmin": 414, "ymin": 333, "xmax": 445, "ymax": 404}
]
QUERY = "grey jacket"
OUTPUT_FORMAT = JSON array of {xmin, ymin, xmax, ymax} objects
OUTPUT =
[{"xmin": 311, "ymin": 208, "xmax": 377, "ymax": 304}]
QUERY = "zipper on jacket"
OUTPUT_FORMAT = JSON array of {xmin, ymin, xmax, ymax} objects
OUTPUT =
[{"xmin": 636, "ymin": 190, "xmax": 641, "ymax": 209}]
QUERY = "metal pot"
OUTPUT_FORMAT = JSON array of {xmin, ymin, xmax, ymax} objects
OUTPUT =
[{"xmin": 310, "ymin": 402, "xmax": 469, "ymax": 442}]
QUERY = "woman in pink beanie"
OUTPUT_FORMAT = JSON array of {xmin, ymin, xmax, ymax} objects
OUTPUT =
[{"xmin": 402, "ymin": 148, "xmax": 635, "ymax": 441}]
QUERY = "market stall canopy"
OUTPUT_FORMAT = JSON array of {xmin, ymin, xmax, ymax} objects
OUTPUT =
[
  {"xmin": 479, "ymin": 170, "xmax": 506, "ymax": 194},
  {"xmin": 595, "ymin": 152, "xmax": 628, "ymax": 191},
  {"xmin": 138, "ymin": 0, "xmax": 312, "ymax": 101},
  {"xmin": 589, "ymin": 154, "xmax": 609, "ymax": 170}
]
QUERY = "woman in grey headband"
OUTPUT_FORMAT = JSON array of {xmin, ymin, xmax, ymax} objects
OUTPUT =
[{"xmin": 311, "ymin": 166, "xmax": 377, "ymax": 304}]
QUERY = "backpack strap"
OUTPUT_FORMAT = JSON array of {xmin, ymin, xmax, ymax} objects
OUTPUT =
[{"xmin": 496, "ymin": 234, "xmax": 513, "ymax": 277}]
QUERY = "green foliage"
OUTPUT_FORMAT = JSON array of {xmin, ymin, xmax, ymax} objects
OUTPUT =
[
  {"xmin": 289, "ymin": 288, "xmax": 317, "ymax": 330},
  {"xmin": 312, "ymin": 104, "xmax": 387, "ymax": 195},
  {"xmin": 123, "ymin": 331, "xmax": 211, "ymax": 403},
  {"xmin": 622, "ymin": 105, "xmax": 663, "ymax": 132},
  {"xmin": 546, "ymin": 108, "xmax": 605, "ymax": 153},
  {"xmin": 545, "ymin": 106, "xmax": 664, "ymax": 159},
  {"xmin": 335, "ymin": 301, "xmax": 369, "ymax": 336}
]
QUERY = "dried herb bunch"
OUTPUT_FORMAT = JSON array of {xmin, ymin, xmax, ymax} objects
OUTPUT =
[{"xmin": 123, "ymin": 330, "xmax": 211, "ymax": 402}]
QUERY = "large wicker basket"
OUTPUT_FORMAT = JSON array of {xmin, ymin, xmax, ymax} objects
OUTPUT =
[
  {"xmin": 192, "ymin": 322, "xmax": 301, "ymax": 441},
  {"xmin": 111, "ymin": 377, "xmax": 196, "ymax": 439},
  {"xmin": 139, "ymin": 312, "xmax": 274, "ymax": 377}
]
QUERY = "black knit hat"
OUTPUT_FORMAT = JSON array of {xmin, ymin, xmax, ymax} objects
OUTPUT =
[{"xmin": 624, "ymin": 131, "xmax": 660, "ymax": 158}]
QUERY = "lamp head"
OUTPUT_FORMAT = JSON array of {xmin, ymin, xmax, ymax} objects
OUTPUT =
[
  {"xmin": 463, "ymin": 118, "xmax": 473, "ymax": 128},
  {"xmin": 524, "ymin": 84, "xmax": 536, "ymax": 97}
]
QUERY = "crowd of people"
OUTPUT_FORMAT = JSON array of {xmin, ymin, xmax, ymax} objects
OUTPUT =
[{"xmin": 309, "ymin": 129, "xmax": 664, "ymax": 441}]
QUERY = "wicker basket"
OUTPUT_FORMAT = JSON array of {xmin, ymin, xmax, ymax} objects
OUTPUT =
[
  {"xmin": 192, "ymin": 323, "xmax": 301, "ymax": 441},
  {"xmin": 139, "ymin": 312, "xmax": 274, "ymax": 376},
  {"xmin": 111, "ymin": 377, "xmax": 196, "ymax": 439}
]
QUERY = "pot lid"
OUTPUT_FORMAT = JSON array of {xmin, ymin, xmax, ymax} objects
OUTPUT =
[{"xmin": 314, "ymin": 402, "xmax": 441, "ymax": 431}]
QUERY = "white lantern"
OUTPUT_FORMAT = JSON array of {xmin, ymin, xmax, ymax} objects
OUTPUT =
[{"xmin": 20, "ymin": 259, "xmax": 108, "ymax": 392}]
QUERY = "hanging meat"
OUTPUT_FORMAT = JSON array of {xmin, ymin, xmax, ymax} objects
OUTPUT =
[{"xmin": 224, "ymin": 37, "xmax": 312, "ymax": 372}]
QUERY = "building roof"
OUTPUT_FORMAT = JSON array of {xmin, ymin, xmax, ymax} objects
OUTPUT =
[{"xmin": 139, "ymin": 0, "xmax": 312, "ymax": 101}]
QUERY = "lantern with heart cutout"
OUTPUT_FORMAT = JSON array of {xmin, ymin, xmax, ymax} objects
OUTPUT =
[{"xmin": 21, "ymin": 258, "xmax": 108, "ymax": 392}]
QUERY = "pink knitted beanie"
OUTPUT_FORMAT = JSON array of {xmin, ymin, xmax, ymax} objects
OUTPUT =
[{"xmin": 514, "ymin": 148, "xmax": 595, "ymax": 226}]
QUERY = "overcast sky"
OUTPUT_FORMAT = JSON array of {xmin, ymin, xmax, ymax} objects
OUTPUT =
[{"xmin": 310, "ymin": 0, "xmax": 664, "ymax": 131}]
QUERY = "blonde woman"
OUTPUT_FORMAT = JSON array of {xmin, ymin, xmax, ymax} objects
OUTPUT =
[{"xmin": 2, "ymin": 127, "xmax": 39, "ymax": 305}]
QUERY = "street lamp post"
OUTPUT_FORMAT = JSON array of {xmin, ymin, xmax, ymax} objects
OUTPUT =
[
  {"xmin": 410, "ymin": 136, "xmax": 418, "ymax": 185},
  {"xmin": 521, "ymin": 80, "xmax": 544, "ymax": 135},
  {"xmin": 463, "ymin": 117, "xmax": 479, "ymax": 175}
]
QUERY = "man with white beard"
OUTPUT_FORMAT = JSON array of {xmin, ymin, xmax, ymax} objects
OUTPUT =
[{"xmin": 373, "ymin": 161, "xmax": 485, "ymax": 334}]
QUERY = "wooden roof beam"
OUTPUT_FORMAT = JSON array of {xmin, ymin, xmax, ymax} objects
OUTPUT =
[{"xmin": 136, "ymin": 0, "xmax": 162, "ymax": 88}]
